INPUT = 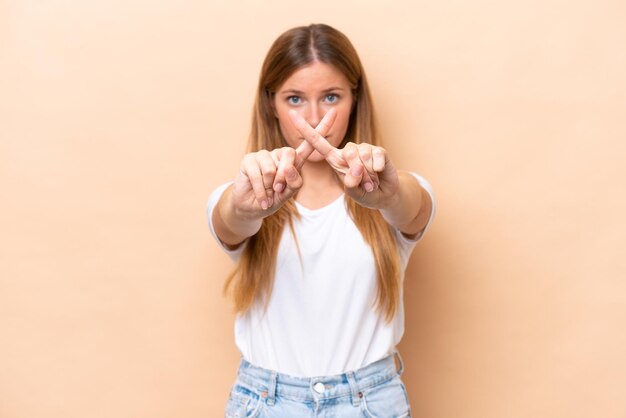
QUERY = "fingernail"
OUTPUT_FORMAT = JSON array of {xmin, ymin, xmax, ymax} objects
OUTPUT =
[
  {"xmin": 364, "ymin": 182, "xmax": 374, "ymax": 192},
  {"xmin": 261, "ymin": 200, "xmax": 268, "ymax": 210},
  {"xmin": 274, "ymin": 183, "xmax": 285, "ymax": 193}
]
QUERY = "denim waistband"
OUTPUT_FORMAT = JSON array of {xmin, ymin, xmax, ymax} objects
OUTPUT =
[{"xmin": 234, "ymin": 350, "xmax": 405, "ymax": 406}]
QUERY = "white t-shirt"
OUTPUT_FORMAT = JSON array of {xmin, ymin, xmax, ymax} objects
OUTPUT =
[{"xmin": 207, "ymin": 173, "xmax": 435, "ymax": 377}]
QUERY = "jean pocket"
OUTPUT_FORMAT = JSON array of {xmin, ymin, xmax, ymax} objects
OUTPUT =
[
  {"xmin": 360, "ymin": 376, "xmax": 411, "ymax": 418},
  {"xmin": 224, "ymin": 383, "xmax": 264, "ymax": 418}
]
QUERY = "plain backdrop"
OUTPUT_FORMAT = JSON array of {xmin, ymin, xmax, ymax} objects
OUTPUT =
[{"xmin": 1, "ymin": 1, "xmax": 625, "ymax": 417}]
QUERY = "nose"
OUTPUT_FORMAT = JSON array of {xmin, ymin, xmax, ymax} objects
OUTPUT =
[{"xmin": 305, "ymin": 103, "xmax": 322, "ymax": 128}]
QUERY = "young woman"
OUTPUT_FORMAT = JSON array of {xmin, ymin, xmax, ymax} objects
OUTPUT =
[{"xmin": 207, "ymin": 23, "xmax": 436, "ymax": 418}]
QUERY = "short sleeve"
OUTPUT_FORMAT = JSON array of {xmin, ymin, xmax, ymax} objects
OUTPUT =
[{"xmin": 206, "ymin": 182, "xmax": 246, "ymax": 261}]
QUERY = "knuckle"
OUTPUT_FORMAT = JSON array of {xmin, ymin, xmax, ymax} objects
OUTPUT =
[
  {"xmin": 254, "ymin": 150, "xmax": 269, "ymax": 161},
  {"xmin": 262, "ymin": 166, "xmax": 276, "ymax": 179},
  {"xmin": 281, "ymin": 147, "xmax": 295, "ymax": 159},
  {"xmin": 241, "ymin": 153, "xmax": 255, "ymax": 166},
  {"xmin": 343, "ymin": 147, "xmax": 357, "ymax": 159}
]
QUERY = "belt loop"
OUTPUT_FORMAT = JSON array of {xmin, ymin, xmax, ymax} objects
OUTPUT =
[
  {"xmin": 394, "ymin": 349, "xmax": 405, "ymax": 376},
  {"xmin": 345, "ymin": 371, "xmax": 361, "ymax": 407},
  {"xmin": 267, "ymin": 370, "xmax": 277, "ymax": 406}
]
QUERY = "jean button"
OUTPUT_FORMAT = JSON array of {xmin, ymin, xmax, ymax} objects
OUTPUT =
[{"xmin": 313, "ymin": 382, "xmax": 325, "ymax": 393}]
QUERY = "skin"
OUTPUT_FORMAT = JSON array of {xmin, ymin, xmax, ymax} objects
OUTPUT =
[{"xmin": 213, "ymin": 61, "xmax": 432, "ymax": 247}]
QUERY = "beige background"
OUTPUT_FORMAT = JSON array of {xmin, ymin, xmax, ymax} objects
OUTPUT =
[{"xmin": 1, "ymin": 0, "xmax": 625, "ymax": 417}]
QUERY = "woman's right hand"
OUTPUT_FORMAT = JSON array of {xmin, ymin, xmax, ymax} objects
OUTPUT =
[
  {"xmin": 231, "ymin": 146, "xmax": 304, "ymax": 220},
  {"xmin": 213, "ymin": 108, "xmax": 350, "ymax": 247},
  {"xmin": 230, "ymin": 108, "xmax": 338, "ymax": 221}
]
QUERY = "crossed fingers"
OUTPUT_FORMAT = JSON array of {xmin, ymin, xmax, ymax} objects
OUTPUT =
[
  {"xmin": 288, "ymin": 109, "xmax": 382, "ymax": 192},
  {"xmin": 270, "ymin": 108, "xmax": 338, "ymax": 195},
  {"xmin": 293, "ymin": 108, "xmax": 337, "ymax": 169},
  {"xmin": 236, "ymin": 108, "xmax": 385, "ymax": 213}
]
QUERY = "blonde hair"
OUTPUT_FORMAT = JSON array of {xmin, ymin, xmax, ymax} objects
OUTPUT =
[{"xmin": 223, "ymin": 24, "xmax": 401, "ymax": 323}]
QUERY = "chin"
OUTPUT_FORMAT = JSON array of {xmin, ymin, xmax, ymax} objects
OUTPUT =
[{"xmin": 306, "ymin": 151, "xmax": 326, "ymax": 162}]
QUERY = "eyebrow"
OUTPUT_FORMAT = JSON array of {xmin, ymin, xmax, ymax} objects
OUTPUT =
[{"xmin": 280, "ymin": 87, "xmax": 345, "ymax": 95}]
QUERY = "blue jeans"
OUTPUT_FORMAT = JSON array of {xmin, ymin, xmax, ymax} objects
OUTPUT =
[{"xmin": 225, "ymin": 350, "xmax": 411, "ymax": 417}]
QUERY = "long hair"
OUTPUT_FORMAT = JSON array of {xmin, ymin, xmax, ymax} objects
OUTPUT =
[{"xmin": 223, "ymin": 24, "xmax": 401, "ymax": 323}]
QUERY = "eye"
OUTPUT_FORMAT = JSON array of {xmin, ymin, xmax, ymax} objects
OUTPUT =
[
  {"xmin": 324, "ymin": 94, "xmax": 339, "ymax": 103},
  {"xmin": 287, "ymin": 96, "xmax": 302, "ymax": 105}
]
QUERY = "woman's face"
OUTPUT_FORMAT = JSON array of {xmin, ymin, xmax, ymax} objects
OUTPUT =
[{"xmin": 273, "ymin": 61, "xmax": 354, "ymax": 162}]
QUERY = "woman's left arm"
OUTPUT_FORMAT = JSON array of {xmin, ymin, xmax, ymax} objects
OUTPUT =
[{"xmin": 378, "ymin": 170, "xmax": 433, "ymax": 238}]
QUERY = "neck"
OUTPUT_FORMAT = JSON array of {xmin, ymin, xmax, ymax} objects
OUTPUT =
[
  {"xmin": 301, "ymin": 160, "xmax": 337, "ymax": 185},
  {"xmin": 296, "ymin": 160, "xmax": 343, "ymax": 209}
]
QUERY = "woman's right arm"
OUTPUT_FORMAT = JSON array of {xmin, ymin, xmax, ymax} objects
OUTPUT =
[
  {"xmin": 212, "ymin": 184, "xmax": 263, "ymax": 248},
  {"xmin": 212, "ymin": 148, "xmax": 304, "ymax": 248},
  {"xmin": 213, "ymin": 109, "xmax": 338, "ymax": 247}
]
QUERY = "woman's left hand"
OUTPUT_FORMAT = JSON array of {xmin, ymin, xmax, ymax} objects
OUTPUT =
[{"xmin": 288, "ymin": 110, "xmax": 400, "ymax": 210}]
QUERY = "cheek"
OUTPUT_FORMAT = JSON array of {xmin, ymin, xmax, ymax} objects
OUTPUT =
[
  {"xmin": 332, "ymin": 110, "xmax": 352, "ymax": 146},
  {"xmin": 276, "ymin": 115, "xmax": 300, "ymax": 146}
]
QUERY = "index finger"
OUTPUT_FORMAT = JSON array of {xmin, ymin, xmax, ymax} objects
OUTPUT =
[
  {"xmin": 293, "ymin": 108, "xmax": 337, "ymax": 167},
  {"xmin": 289, "ymin": 109, "xmax": 336, "ymax": 159}
]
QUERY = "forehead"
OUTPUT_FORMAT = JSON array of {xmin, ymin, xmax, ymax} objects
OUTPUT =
[{"xmin": 277, "ymin": 61, "xmax": 351, "ymax": 92}]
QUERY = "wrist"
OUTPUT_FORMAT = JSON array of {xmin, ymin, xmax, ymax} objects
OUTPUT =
[
  {"xmin": 230, "ymin": 198, "xmax": 263, "ymax": 230},
  {"xmin": 378, "ymin": 190, "xmax": 401, "ymax": 212},
  {"xmin": 222, "ymin": 187, "xmax": 263, "ymax": 238},
  {"xmin": 378, "ymin": 171, "xmax": 422, "ymax": 229},
  {"xmin": 378, "ymin": 192, "xmax": 403, "ymax": 226}
]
